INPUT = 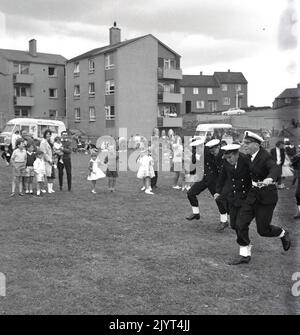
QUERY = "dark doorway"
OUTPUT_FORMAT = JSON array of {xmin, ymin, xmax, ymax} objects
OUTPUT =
[{"xmin": 186, "ymin": 101, "xmax": 191, "ymax": 114}]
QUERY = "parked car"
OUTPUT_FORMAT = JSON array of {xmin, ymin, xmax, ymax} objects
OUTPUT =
[{"xmin": 222, "ymin": 108, "xmax": 246, "ymax": 116}]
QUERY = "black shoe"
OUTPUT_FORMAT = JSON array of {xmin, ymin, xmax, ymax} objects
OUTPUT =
[
  {"xmin": 281, "ymin": 231, "xmax": 291, "ymax": 251},
  {"xmin": 216, "ymin": 221, "xmax": 229, "ymax": 232},
  {"xmin": 186, "ymin": 213, "xmax": 200, "ymax": 221},
  {"xmin": 228, "ymin": 256, "xmax": 251, "ymax": 265}
]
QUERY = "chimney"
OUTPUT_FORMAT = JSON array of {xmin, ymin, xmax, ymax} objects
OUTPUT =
[
  {"xmin": 109, "ymin": 22, "xmax": 121, "ymax": 45},
  {"xmin": 228, "ymin": 69, "xmax": 230, "ymax": 72},
  {"xmin": 200, "ymin": 71, "xmax": 203, "ymax": 75},
  {"xmin": 29, "ymin": 39, "xmax": 37, "ymax": 57},
  {"xmin": 297, "ymin": 83, "xmax": 300, "ymax": 89}
]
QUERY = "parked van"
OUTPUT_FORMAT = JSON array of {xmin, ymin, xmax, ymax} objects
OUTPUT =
[
  {"xmin": 193, "ymin": 123, "xmax": 233, "ymax": 144},
  {"xmin": 0, "ymin": 118, "xmax": 66, "ymax": 147}
]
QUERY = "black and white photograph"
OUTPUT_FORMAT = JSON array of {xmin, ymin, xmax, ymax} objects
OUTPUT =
[{"xmin": 0, "ymin": 0, "xmax": 300, "ymax": 318}]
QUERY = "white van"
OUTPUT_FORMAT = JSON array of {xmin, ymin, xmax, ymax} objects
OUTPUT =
[
  {"xmin": 0, "ymin": 118, "xmax": 66, "ymax": 146},
  {"xmin": 193, "ymin": 123, "xmax": 233, "ymax": 144}
]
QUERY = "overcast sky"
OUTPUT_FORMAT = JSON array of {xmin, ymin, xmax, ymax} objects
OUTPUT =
[{"xmin": 0, "ymin": 0, "xmax": 299, "ymax": 106}]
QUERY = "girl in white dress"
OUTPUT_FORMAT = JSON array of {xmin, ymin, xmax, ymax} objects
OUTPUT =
[
  {"xmin": 87, "ymin": 150, "xmax": 106, "ymax": 194},
  {"xmin": 137, "ymin": 148, "xmax": 155, "ymax": 195}
]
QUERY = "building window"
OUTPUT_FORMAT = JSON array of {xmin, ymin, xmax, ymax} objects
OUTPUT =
[
  {"xmin": 285, "ymin": 98, "xmax": 292, "ymax": 104},
  {"xmin": 88, "ymin": 82, "xmax": 95, "ymax": 96},
  {"xmin": 73, "ymin": 62, "xmax": 80, "ymax": 75},
  {"xmin": 89, "ymin": 107, "xmax": 96, "ymax": 121},
  {"xmin": 105, "ymin": 80, "xmax": 115, "ymax": 95},
  {"xmin": 75, "ymin": 108, "xmax": 81, "ymax": 122},
  {"xmin": 49, "ymin": 88, "xmax": 58, "ymax": 98},
  {"xmin": 105, "ymin": 54, "xmax": 115, "ymax": 70},
  {"xmin": 196, "ymin": 100, "xmax": 205, "ymax": 109},
  {"xmin": 88, "ymin": 59, "xmax": 95, "ymax": 73},
  {"xmin": 163, "ymin": 58, "xmax": 176, "ymax": 70},
  {"xmin": 193, "ymin": 88, "xmax": 199, "ymax": 95},
  {"xmin": 180, "ymin": 87, "xmax": 185, "ymax": 94},
  {"xmin": 49, "ymin": 110, "xmax": 58, "ymax": 119},
  {"xmin": 13, "ymin": 63, "xmax": 29, "ymax": 74},
  {"xmin": 236, "ymin": 84, "xmax": 241, "ymax": 91},
  {"xmin": 223, "ymin": 97, "xmax": 230, "ymax": 105},
  {"xmin": 105, "ymin": 106, "xmax": 115, "ymax": 120},
  {"xmin": 221, "ymin": 84, "xmax": 228, "ymax": 91},
  {"xmin": 48, "ymin": 67, "xmax": 57, "ymax": 77},
  {"xmin": 15, "ymin": 109, "xmax": 29, "ymax": 117},
  {"xmin": 207, "ymin": 88, "xmax": 213, "ymax": 95},
  {"xmin": 73, "ymin": 85, "xmax": 80, "ymax": 97},
  {"xmin": 14, "ymin": 86, "xmax": 29, "ymax": 97}
]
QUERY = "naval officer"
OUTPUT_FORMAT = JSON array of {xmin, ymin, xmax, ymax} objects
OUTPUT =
[
  {"xmin": 229, "ymin": 131, "xmax": 291, "ymax": 265},
  {"xmin": 215, "ymin": 143, "xmax": 252, "ymax": 231},
  {"xmin": 186, "ymin": 138, "xmax": 229, "ymax": 231}
]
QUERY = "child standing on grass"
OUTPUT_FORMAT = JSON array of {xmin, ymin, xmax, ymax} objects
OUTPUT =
[
  {"xmin": 10, "ymin": 139, "xmax": 27, "ymax": 197},
  {"xmin": 25, "ymin": 144, "xmax": 36, "ymax": 194},
  {"xmin": 33, "ymin": 151, "xmax": 46, "ymax": 196},
  {"xmin": 87, "ymin": 150, "xmax": 106, "ymax": 194},
  {"xmin": 104, "ymin": 144, "xmax": 119, "ymax": 192},
  {"xmin": 137, "ymin": 147, "xmax": 155, "ymax": 195}
]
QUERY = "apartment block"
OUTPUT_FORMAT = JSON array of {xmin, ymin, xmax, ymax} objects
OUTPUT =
[
  {"xmin": 181, "ymin": 70, "xmax": 248, "ymax": 114},
  {"xmin": 0, "ymin": 39, "xmax": 66, "ymax": 129},
  {"xmin": 66, "ymin": 23, "xmax": 183, "ymax": 139}
]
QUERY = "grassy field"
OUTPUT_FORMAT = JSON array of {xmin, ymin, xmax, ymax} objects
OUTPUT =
[{"xmin": 0, "ymin": 153, "xmax": 299, "ymax": 315}]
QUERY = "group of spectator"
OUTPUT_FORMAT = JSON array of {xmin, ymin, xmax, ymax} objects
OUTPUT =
[{"xmin": 1, "ymin": 129, "xmax": 72, "ymax": 196}]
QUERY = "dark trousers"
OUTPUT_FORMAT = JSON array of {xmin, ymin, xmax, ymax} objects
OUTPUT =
[
  {"xmin": 296, "ymin": 178, "xmax": 300, "ymax": 205},
  {"xmin": 236, "ymin": 201, "xmax": 282, "ymax": 246},
  {"xmin": 151, "ymin": 171, "xmax": 158, "ymax": 188},
  {"xmin": 187, "ymin": 179, "xmax": 227, "ymax": 214},
  {"xmin": 58, "ymin": 158, "xmax": 72, "ymax": 191},
  {"xmin": 228, "ymin": 205, "xmax": 240, "ymax": 230}
]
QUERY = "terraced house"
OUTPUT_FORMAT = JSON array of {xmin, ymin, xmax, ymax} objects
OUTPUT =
[
  {"xmin": 0, "ymin": 39, "xmax": 66, "ymax": 129},
  {"xmin": 181, "ymin": 70, "xmax": 248, "ymax": 114},
  {"xmin": 66, "ymin": 23, "xmax": 183, "ymax": 139}
]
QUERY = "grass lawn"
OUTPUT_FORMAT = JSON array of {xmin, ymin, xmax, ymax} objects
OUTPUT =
[{"xmin": 0, "ymin": 153, "xmax": 299, "ymax": 315}]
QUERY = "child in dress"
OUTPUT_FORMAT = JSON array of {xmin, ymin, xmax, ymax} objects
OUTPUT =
[
  {"xmin": 104, "ymin": 144, "xmax": 119, "ymax": 192},
  {"xmin": 137, "ymin": 147, "xmax": 155, "ymax": 195},
  {"xmin": 1, "ymin": 144, "xmax": 12, "ymax": 166},
  {"xmin": 10, "ymin": 139, "xmax": 27, "ymax": 197},
  {"xmin": 25, "ymin": 144, "xmax": 36, "ymax": 194},
  {"xmin": 53, "ymin": 136, "xmax": 64, "ymax": 168},
  {"xmin": 33, "ymin": 151, "xmax": 46, "ymax": 196},
  {"xmin": 87, "ymin": 150, "xmax": 106, "ymax": 194}
]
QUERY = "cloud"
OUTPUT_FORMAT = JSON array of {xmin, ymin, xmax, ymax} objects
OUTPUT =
[{"xmin": 278, "ymin": 0, "xmax": 298, "ymax": 50}]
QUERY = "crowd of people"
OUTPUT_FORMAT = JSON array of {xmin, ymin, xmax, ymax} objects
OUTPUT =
[{"xmin": 1, "ymin": 129, "xmax": 72, "ymax": 196}]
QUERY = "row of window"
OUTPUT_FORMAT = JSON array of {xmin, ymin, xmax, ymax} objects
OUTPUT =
[
  {"xmin": 14, "ymin": 109, "xmax": 62, "ymax": 118},
  {"xmin": 74, "ymin": 106, "xmax": 115, "ymax": 122},
  {"xmin": 73, "ymin": 54, "xmax": 114, "ymax": 75},
  {"xmin": 181, "ymin": 84, "xmax": 242, "ymax": 95},
  {"xmin": 73, "ymin": 81, "xmax": 115, "ymax": 97},
  {"xmin": 14, "ymin": 86, "xmax": 58, "ymax": 98},
  {"xmin": 195, "ymin": 98, "xmax": 231, "ymax": 109},
  {"xmin": 13, "ymin": 63, "xmax": 58, "ymax": 77}
]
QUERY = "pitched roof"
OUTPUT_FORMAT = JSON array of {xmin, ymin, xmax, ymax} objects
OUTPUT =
[
  {"xmin": 68, "ymin": 34, "xmax": 180, "ymax": 63},
  {"xmin": 276, "ymin": 87, "xmax": 300, "ymax": 99},
  {"xmin": 214, "ymin": 71, "xmax": 248, "ymax": 84},
  {"xmin": 181, "ymin": 75, "xmax": 219, "ymax": 87},
  {"xmin": 0, "ymin": 49, "xmax": 67, "ymax": 65}
]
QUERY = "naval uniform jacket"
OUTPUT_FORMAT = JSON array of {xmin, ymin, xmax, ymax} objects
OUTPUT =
[
  {"xmin": 202, "ymin": 147, "xmax": 223, "ymax": 185},
  {"xmin": 246, "ymin": 148, "xmax": 280, "ymax": 205},
  {"xmin": 216, "ymin": 153, "xmax": 252, "ymax": 207}
]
